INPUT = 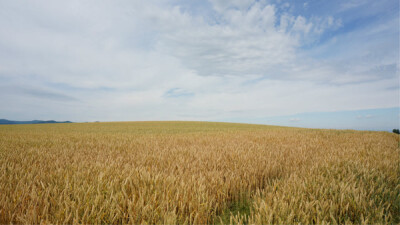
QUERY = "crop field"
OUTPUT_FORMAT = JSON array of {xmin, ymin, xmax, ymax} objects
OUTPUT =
[{"xmin": 0, "ymin": 121, "xmax": 399, "ymax": 224}]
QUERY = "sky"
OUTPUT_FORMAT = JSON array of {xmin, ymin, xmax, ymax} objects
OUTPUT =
[{"xmin": 0, "ymin": 0, "xmax": 399, "ymax": 130}]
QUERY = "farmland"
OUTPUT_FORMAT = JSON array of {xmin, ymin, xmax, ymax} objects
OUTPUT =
[{"xmin": 0, "ymin": 121, "xmax": 399, "ymax": 224}]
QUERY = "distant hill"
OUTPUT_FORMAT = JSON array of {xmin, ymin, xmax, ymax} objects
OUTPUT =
[{"xmin": 0, "ymin": 119, "xmax": 72, "ymax": 125}]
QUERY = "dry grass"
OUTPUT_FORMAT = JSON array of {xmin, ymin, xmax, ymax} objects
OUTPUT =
[{"xmin": 0, "ymin": 121, "xmax": 398, "ymax": 224}]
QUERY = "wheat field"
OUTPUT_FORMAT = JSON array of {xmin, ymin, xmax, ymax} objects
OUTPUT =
[{"xmin": 0, "ymin": 121, "xmax": 399, "ymax": 224}]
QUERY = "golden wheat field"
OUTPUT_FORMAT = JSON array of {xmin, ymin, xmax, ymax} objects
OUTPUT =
[{"xmin": 0, "ymin": 121, "xmax": 399, "ymax": 224}]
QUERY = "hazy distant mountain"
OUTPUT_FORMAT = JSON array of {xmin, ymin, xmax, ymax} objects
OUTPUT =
[{"xmin": 0, "ymin": 119, "xmax": 72, "ymax": 125}]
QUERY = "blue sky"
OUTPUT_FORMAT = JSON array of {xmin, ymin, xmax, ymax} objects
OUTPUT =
[
  {"xmin": 225, "ymin": 107, "xmax": 399, "ymax": 131},
  {"xmin": 0, "ymin": 0, "xmax": 398, "ymax": 130}
]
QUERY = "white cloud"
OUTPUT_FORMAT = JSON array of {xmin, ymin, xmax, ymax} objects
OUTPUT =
[
  {"xmin": 0, "ymin": 0, "xmax": 398, "ymax": 122},
  {"xmin": 154, "ymin": 2, "xmax": 298, "ymax": 77},
  {"xmin": 357, "ymin": 114, "xmax": 376, "ymax": 119},
  {"xmin": 209, "ymin": 0, "xmax": 254, "ymax": 13},
  {"xmin": 292, "ymin": 16, "xmax": 312, "ymax": 34},
  {"xmin": 340, "ymin": 0, "xmax": 367, "ymax": 11}
]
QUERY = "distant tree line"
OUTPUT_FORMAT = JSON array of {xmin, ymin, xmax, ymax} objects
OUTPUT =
[{"xmin": 393, "ymin": 129, "xmax": 400, "ymax": 134}]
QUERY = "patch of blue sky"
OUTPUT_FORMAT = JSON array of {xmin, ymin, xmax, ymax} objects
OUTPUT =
[
  {"xmin": 224, "ymin": 107, "xmax": 399, "ymax": 131},
  {"xmin": 163, "ymin": 88, "xmax": 195, "ymax": 98},
  {"xmin": 284, "ymin": 0, "xmax": 398, "ymax": 48},
  {"xmin": 45, "ymin": 82, "xmax": 117, "ymax": 92}
]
